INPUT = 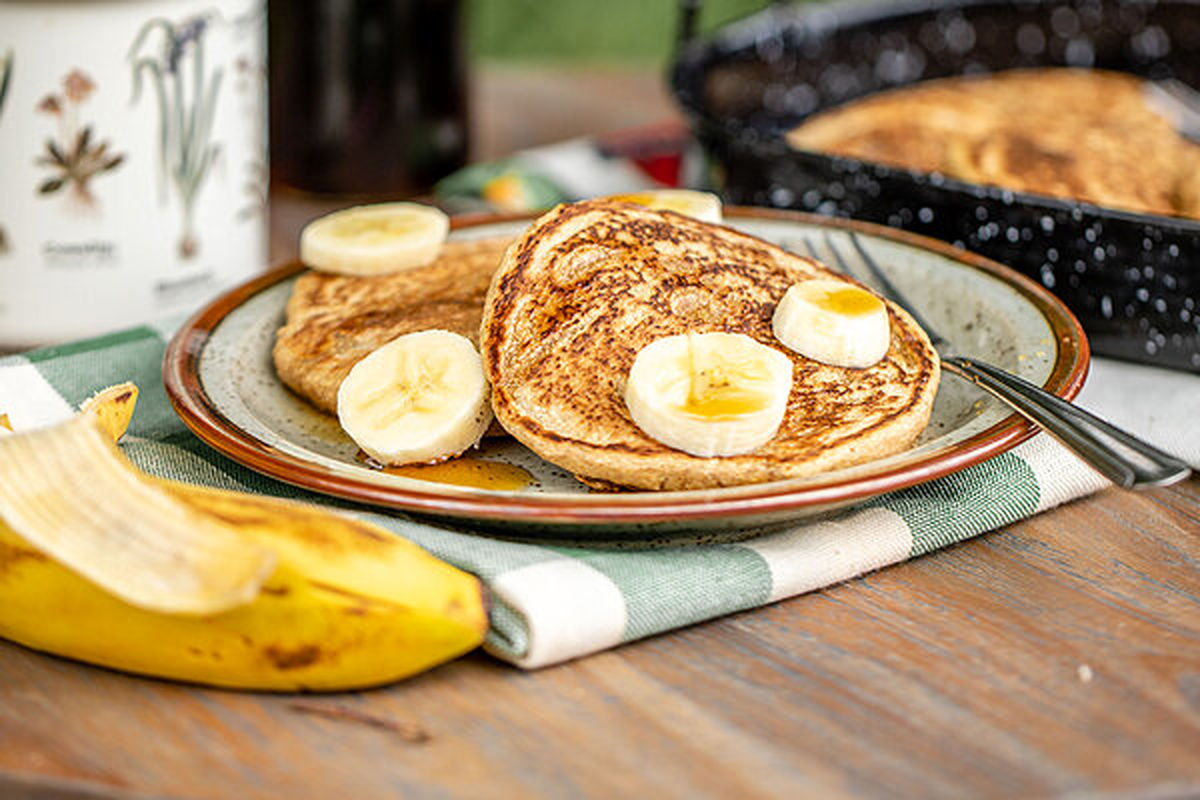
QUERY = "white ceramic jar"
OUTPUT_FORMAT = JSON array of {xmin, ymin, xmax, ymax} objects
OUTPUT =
[{"xmin": 0, "ymin": 0, "xmax": 267, "ymax": 348}]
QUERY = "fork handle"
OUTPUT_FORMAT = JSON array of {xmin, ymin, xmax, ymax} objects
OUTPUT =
[{"xmin": 942, "ymin": 356, "xmax": 1193, "ymax": 489}]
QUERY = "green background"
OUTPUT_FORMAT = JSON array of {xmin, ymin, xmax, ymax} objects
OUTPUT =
[{"xmin": 467, "ymin": 0, "xmax": 774, "ymax": 64}]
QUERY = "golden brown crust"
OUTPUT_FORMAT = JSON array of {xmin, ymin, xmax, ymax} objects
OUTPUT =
[
  {"xmin": 480, "ymin": 200, "xmax": 941, "ymax": 491},
  {"xmin": 273, "ymin": 236, "xmax": 514, "ymax": 415},
  {"xmin": 786, "ymin": 68, "xmax": 1200, "ymax": 220}
]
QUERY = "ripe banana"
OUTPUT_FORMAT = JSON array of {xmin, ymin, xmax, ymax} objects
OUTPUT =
[
  {"xmin": 624, "ymin": 332, "xmax": 793, "ymax": 457},
  {"xmin": 299, "ymin": 201, "xmax": 450, "ymax": 276},
  {"xmin": 772, "ymin": 279, "xmax": 891, "ymax": 369},
  {"xmin": 0, "ymin": 385, "xmax": 488, "ymax": 691},
  {"xmin": 337, "ymin": 329, "xmax": 492, "ymax": 466},
  {"xmin": 604, "ymin": 189, "xmax": 724, "ymax": 224}
]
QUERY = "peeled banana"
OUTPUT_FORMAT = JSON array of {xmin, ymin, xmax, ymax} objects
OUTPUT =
[
  {"xmin": 624, "ymin": 332, "xmax": 793, "ymax": 457},
  {"xmin": 772, "ymin": 279, "xmax": 891, "ymax": 369},
  {"xmin": 337, "ymin": 329, "xmax": 493, "ymax": 466},
  {"xmin": 0, "ymin": 385, "xmax": 488, "ymax": 691},
  {"xmin": 299, "ymin": 201, "xmax": 450, "ymax": 276}
]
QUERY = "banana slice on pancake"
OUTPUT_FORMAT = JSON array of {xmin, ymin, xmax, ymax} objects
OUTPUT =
[
  {"xmin": 624, "ymin": 332, "xmax": 793, "ymax": 458},
  {"xmin": 603, "ymin": 189, "xmax": 723, "ymax": 224},
  {"xmin": 772, "ymin": 280, "xmax": 890, "ymax": 369},
  {"xmin": 337, "ymin": 330, "xmax": 492, "ymax": 465},
  {"xmin": 300, "ymin": 202, "xmax": 450, "ymax": 276}
]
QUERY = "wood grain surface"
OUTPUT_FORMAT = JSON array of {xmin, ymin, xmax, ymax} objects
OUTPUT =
[{"xmin": 2, "ymin": 478, "xmax": 1197, "ymax": 800}]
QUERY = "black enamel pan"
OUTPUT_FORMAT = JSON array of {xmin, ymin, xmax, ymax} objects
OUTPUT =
[{"xmin": 671, "ymin": 0, "xmax": 1200, "ymax": 372}]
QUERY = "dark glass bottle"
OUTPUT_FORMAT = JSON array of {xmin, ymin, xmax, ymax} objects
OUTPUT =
[{"xmin": 268, "ymin": 0, "xmax": 469, "ymax": 196}]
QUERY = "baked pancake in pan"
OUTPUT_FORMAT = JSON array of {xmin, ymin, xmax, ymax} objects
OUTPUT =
[{"xmin": 787, "ymin": 69, "xmax": 1200, "ymax": 220}]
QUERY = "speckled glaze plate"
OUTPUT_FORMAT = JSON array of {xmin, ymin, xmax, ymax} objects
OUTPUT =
[{"xmin": 163, "ymin": 208, "xmax": 1088, "ymax": 540}]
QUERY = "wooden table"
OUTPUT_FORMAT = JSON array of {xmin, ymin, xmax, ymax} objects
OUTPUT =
[{"xmin": 3, "ymin": 67, "xmax": 1199, "ymax": 800}]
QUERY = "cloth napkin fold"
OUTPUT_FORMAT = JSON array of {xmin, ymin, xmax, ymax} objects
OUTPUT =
[{"xmin": 0, "ymin": 324, "xmax": 1137, "ymax": 670}]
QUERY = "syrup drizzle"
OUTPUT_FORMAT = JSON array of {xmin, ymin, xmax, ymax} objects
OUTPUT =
[
  {"xmin": 358, "ymin": 452, "xmax": 535, "ymax": 491},
  {"xmin": 815, "ymin": 286, "xmax": 882, "ymax": 317}
]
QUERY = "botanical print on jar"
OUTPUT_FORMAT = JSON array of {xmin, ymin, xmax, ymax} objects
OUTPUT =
[
  {"xmin": 0, "ymin": 0, "xmax": 266, "ymax": 349},
  {"xmin": 1, "ymin": 48, "xmax": 13, "ymax": 255},
  {"xmin": 129, "ymin": 13, "xmax": 224, "ymax": 260},
  {"xmin": 34, "ymin": 69, "xmax": 127, "ymax": 212},
  {"xmin": 232, "ymin": 4, "xmax": 267, "ymax": 224},
  {"xmin": 0, "ymin": 49, "xmax": 11, "ymax": 113}
]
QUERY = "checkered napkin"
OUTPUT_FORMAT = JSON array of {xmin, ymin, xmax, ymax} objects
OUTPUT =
[{"xmin": 0, "ymin": 325, "xmax": 1126, "ymax": 669}]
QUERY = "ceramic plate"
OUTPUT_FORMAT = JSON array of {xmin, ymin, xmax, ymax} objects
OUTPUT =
[{"xmin": 163, "ymin": 208, "xmax": 1088, "ymax": 541}]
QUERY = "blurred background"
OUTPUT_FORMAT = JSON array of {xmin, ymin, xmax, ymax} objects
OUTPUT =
[
  {"xmin": 469, "ymin": 0, "xmax": 770, "ymax": 159},
  {"xmin": 269, "ymin": 0, "xmax": 774, "ymax": 196}
]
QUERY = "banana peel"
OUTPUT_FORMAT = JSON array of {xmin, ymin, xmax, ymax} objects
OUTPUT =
[
  {"xmin": 0, "ymin": 412, "xmax": 277, "ymax": 615},
  {"xmin": 79, "ymin": 381, "xmax": 138, "ymax": 440},
  {"xmin": 0, "ymin": 384, "xmax": 488, "ymax": 691}
]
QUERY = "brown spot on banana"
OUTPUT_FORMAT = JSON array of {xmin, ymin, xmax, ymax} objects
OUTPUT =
[
  {"xmin": 0, "ymin": 538, "xmax": 49, "ymax": 578},
  {"xmin": 308, "ymin": 580, "xmax": 405, "ymax": 610},
  {"xmin": 264, "ymin": 644, "xmax": 323, "ymax": 670}
]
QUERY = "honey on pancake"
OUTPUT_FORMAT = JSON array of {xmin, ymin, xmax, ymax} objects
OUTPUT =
[
  {"xmin": 359, "ymin": 452, "xmax": 534, "ymax": 491},
  {"xmin": 607, "ymin": 192, "xmax": 654, "ymax": 206},
  {"xmin": 813, "ymin": 285, "xmax": 882, "ymax": 317},
  {"xmin": 681, "ymin": 336, "xmax": 773, "ymax": 419},
  {"xmin": 681, "ymin": 378, "xmax": 769, "ymax": 419}
]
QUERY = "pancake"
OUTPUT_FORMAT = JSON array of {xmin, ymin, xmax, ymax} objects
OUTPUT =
[
  {"xmin": 786, "ymin": 68, "xmax": 1200, "ymax": 220},
  {"xmin": 479, "ymin": 200, "xmax": 940, "ymax": 491},
  {"xmin": 274, "ymin": 235, "xmax": 513, "ymax": 416}
]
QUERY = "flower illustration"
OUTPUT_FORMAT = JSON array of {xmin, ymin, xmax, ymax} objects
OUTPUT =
[
  {"xmin": 129, "ymin": 13, "xmax": 223, "ymax": 259},
  {"xmin": 34, "ymin": 69, "xmax": 125, "ymax": 207},
  {"xmin": 0, "ymin": 50, "xmax": 11, "ymax": 254},
  {"xmin": 0, "ymin": 49, "xmax": 12, "ymax": 118},
  {"xmin": 166, "ymin": 17, "xmax": 208, "ymax": 74},
  {"xmin": 63, "ymin": 69, "xmax": 95, "ymax": 103},
  {"xmin": 37, "ymin": 95, "xmax": 61, "ymax": 115}
]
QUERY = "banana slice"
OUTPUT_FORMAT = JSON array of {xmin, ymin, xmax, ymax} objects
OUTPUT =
[
  {"xmin": 772, "ymin": 279, "xmax": 891, "ymax": 369},
  {"xmin": 603, "ymin": 189, "xmax": 723, "ymax": 224},
  {"xmin": 299, "ymin": 202, "xmax": 450, "ymax": 276},
  {"xmin": 624, "ymin": 332, "xmax": 792, "ymax": 458},
  {"xmin": 337, "ymin": 330, "xmax": 492, "ymax": 466}
]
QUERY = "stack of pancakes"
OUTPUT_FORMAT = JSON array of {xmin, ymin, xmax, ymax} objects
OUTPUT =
[
  {"xmin": 274, "ymin": 236, "xmax": 513, "ymax": 417},
  {"xmin": 274, "ymin": 200, "xmax": 940, "ymax": 491},
  {"xmin": 786, "ymin": 68, "xmax": 1200, "ymax": 220}
]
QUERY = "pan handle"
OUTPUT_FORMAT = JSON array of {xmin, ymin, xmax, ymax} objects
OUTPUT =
[
  {"xmin": 676, "ymin": 0, "xmax": 703, "ymax": 52},
  {"xmin": 676, "ymin": 1, "xmax": 788, "ymax": 51}
]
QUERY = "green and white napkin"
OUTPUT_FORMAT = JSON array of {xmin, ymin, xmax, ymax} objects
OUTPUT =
[{"xmin": 0, "ymin": 324, "xmax": 1132, "ymax": 669}]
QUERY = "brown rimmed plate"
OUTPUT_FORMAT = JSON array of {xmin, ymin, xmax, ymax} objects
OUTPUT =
[{"xmin": 163, "ymin": 208, "xmax": 1088, "ymax": 541}]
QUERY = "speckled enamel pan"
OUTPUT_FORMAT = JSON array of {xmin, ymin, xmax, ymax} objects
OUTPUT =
[
  {"xmin": 672, "ymin": 0, "xmax": 1200, "ymax": 373},
  {"xmin": 163, "ymin": 208, "xmax": 1087, "ymax": 541}
]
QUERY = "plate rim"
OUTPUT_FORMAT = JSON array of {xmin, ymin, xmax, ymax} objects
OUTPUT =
[{"xmin": 162, "ymin": 207, "xmax": 1090, "ymax": 525}]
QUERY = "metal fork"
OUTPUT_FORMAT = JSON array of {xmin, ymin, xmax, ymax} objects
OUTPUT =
[{"xmin": 800, "ymin": 232, "xmax": 1192, "ymax": 489}]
